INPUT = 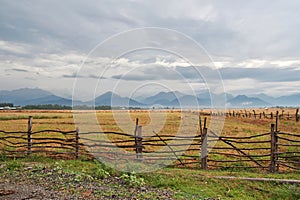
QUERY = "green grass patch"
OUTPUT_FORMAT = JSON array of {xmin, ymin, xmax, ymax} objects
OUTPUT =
[
  {"xmin": 1, "ymin": 157, "xmax": 299, "ymax": 199},
  {"xmin": 143, "ymin": 168, "xmax": 300, "ymax": 199}
]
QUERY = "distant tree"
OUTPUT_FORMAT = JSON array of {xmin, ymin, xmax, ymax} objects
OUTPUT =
[
  {"xmin": 0, "ymin": 103, "xmax": 14, "ymax": 107},
  {"xmin": 23, "ymin": 104, "xmax": 71, "ymax": 110},
  {"xmin": 95, "ymin": 105, "xmax": 112, "ymax": 110}
]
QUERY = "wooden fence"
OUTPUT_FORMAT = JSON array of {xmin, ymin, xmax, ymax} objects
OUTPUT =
[
  {"xmin": 224, "ymin": 108, "xmax": 300, "ymax": 122},
  {"xmin": 204, "ymin": 124, "xmax": 300, "ymax": 172},
  {"xmin": 0, "ymin": 116, "xmax": 299, "ymax": 172}
]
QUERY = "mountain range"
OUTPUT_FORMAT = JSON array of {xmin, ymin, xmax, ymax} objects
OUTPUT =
[{"xmin": 0, "ymin": 88, "xmax": 299, "ymax": 108}]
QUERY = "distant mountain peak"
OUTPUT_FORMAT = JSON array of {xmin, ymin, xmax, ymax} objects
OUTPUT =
[
  {"xmin": 228, "ymin": 95, "xmax": 270, "ymax": 107},
  {"xmin": 93, "ymin": 91, "xmax": 144, "ymax": 107},
  {"xmin": 0, "ymin": 88, "xmax": 299, "ymax": 107}
]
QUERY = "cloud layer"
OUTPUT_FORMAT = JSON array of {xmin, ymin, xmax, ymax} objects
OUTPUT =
[{"xmin": 0, "ymin": 0, "xmax": 299, "ymax": 98}]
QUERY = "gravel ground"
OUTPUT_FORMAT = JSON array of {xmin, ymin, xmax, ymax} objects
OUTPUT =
[{"xmin": 0, "ymin": 163, "xmax": 174, "ymax": 200}]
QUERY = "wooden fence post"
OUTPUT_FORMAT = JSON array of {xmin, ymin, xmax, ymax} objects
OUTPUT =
[
  {"xmin": 270, "ymin": 124, "xmax": 278, "ymax": 173},
  {"xmin": 201, "ymin": 118, "xmax": 208, "ymax": 170},
  {"xmin": 27, "ymin": 116, "xmax": 32, "ymax": 156},
  {"xmin": 134, "ymin": 118, "xmax": 139, "ymax": 150},
  {"xmin": 136, "ymin": 126, "xmax": 143, "ymax": 159},
  {"xmin": 75, "ymin": 127, "xmax": 79, "ymax": 159},
  {"xmin": 199, "ymin": 113, "xmax": 203, "ymax": 136},
  {"xmin": 296, "ymin": 108, "xmax": 299, "ymax": 122},
  {"xmin": 271, "ymin": 112, "xmax": 273, "ymax": 119},
  {"xmin": 201, "ymin": 127, "xmax": 208, "ymax": 170},
  {"xmin": 276, "ymin": 111, "xmax": 279, "ymax": 132},
  {"xmin": 253, "ymin": 110, "xmax": 256, "ymax": 119}
]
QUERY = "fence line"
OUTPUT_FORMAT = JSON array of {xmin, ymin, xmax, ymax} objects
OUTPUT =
[
  {"xmin": 0, "ymin": 116, "xmax": 299, "ymax": 172},
  {"xmin": 223, "ymin": 108, "xmax": 300, "ymax": 122}
]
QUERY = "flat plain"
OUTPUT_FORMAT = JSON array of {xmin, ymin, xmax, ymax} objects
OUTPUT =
[{"xmin": 0, "ymin": 108, "xmax": 300, "ymax": 199}]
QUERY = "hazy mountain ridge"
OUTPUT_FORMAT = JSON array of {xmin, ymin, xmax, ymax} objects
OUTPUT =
[
  {"xmin": 227, "ymin": 95, "xmax": 271, "ymax": 107},
  {"xmin": 91, "ymin": 92, "xmax": 145, "ymax": 107},
  {"xmin": 0, "ymin": 88, "xmax": 52, "ymax": 105},
  {"xmin": 0, "ymin": 88, "xmax": 299, "ymax": 108}
]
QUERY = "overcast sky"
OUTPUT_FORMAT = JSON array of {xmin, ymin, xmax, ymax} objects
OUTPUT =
[{"xmin": 1, "ymin": 0, "xmax": 300, "ymax": 99}]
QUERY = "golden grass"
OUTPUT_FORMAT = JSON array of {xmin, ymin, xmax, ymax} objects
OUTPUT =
[
  {"xmin": 1, "ymin": 109, "xmax": 298, "ymax": 132},
  {"xmin": 0, "ymin": 109, "xmax": 299, "ymax": 170}
]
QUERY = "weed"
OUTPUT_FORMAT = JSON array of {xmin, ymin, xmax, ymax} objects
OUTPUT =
[
  {"xmin": 6, "ymin": 159, "xmax": 23, "ymax": 171},
  {"xmin": 0, "ymin": 149, "xmax": 6, "ymax": 161},
  {"xmin": 121, "ymin": 172, "xmax": 145, "ymax": 187},
  {"xmin": 92, "ymin": 167, "xmax": 110, "ymax": 179}
]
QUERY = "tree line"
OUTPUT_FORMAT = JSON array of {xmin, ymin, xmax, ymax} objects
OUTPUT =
[{"xmin": 0, "ymin": 103, "xmax": 141, "ymax": 110}]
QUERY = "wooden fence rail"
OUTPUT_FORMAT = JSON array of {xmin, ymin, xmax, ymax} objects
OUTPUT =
[
  {"xmin": 0, "ymin": 116, "xmax": 299, "ymax": 172},
  {"xmin": 223, "ymin": 108, "xmax": 300, "ymax": 122}
]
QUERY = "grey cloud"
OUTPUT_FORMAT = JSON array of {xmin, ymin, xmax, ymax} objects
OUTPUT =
[
  {"xmin": 111, "ymin": 65, "xmax": 188, "ymax": 81},
  {"xmin": 1, "ymin": 0, "xmax": 300, "ymax": 60},
  {"xmin": 89, "ymin": 74, "xmax": 107, "ymax": 79},
  {"xmin": 63, "ymin": 73, "xmax": 83, "ymax": 78},
  {"xmin": 111, "ymin": 64, "xmax": 300, "ymax": 84},
  {"xmin": 112, "ymin": 74, "xmax": 157, "ymax": 81},
  {"xmin": 0, "ymin": 0, "xmax": 139, "ymax": 53},
  {"xmin": 111, "ymin": 65, "xmax": 209, "ymax": 81},
  {"xmin": 175, "ymin": 66, "xmax": 214, "ymax": 80},
  {"xmin": 6, "ymin": 68, "xmax": 29, "ymax": 73},
  {"xmin": 220, "ymin": 67, "xmax": 300, "ymax": 82},
  {"xmin": 25, "ymin": 77, "xmax": 37, "ymax": 81},
  {"xmin": 176, "ymin": 65, "xmax": 300, "ymax": 83},
  {"xmin": 1, "ymin": 0, "xmax": 300, "ymax": 96},
  {"xmin": 63, "ymin": 73, "xmax": 107, "ymax": 79}
]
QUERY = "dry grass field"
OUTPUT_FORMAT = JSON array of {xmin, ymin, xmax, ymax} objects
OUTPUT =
[
  {"xmin": 1, "ymin": 108, "xmax": 299, "ymax": 132},
  {"xmin": 0, "ymin": 108, "xmax": 299, "ymax": 170},
  {"xmin": 1, "ymin": 109, "xmax": 300, "ymax": 199}
]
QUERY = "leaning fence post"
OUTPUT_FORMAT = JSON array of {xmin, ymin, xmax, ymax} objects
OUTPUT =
[
  {"xmin": 270, "ymin": 124, "xmax": 276, "ymax": 173},
  {"xmin": 201, "ymin": 118, "xmax": 208, "ymax": 170},
  {"xmin": 136, "ymin": 126, "xmax": 143, "ymax": 159},
  {"xmin": 27, "ymin": 116, "xmax": 32, "ymax": 156},
  {"xmin": 199, "ymin": 113, "xmax": 203, "ymax": 136},
  {"xmin": 75, "ymin": 127, "xmax": 79, "ymax": 159},
  {"xmin": 296, "ymin": 108, "xmax": 299, "ymax": 122}
]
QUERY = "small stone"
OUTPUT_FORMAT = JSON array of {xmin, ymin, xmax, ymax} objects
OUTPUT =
[{"xmin": 0, "ymin": 189, "xmax": 15, "ymax": 196}]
